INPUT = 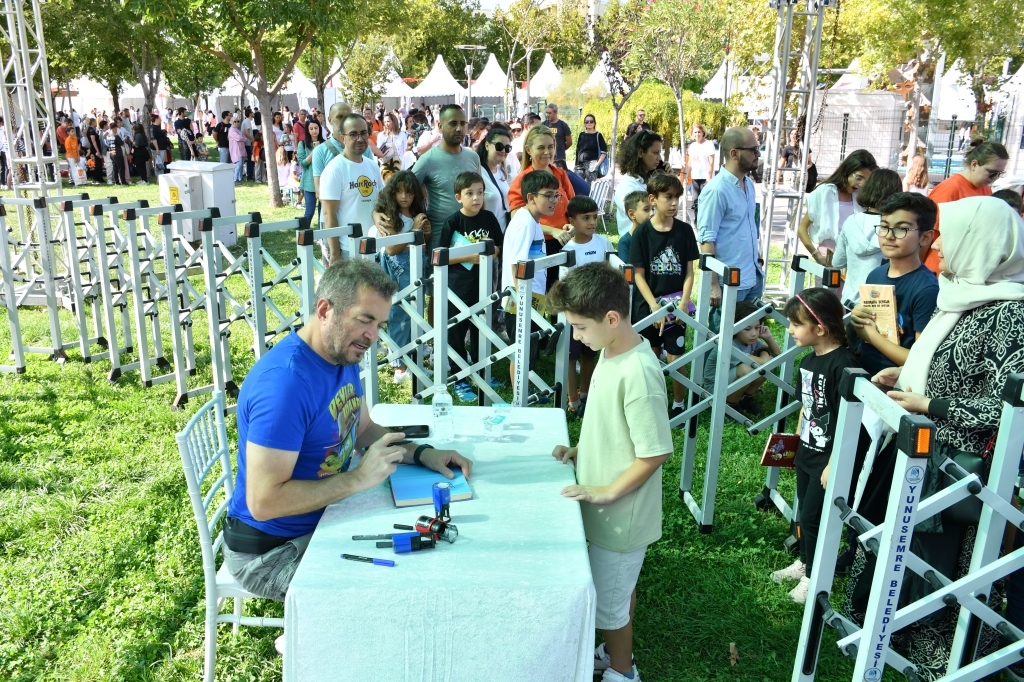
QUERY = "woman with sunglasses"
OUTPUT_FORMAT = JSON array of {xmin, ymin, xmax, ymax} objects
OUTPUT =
[
  {"xmin": 924, "ymin": 139, "xmax": 1009, "ymax": 275},
  {"xmin": 574, "ymin": 114, "xmax": 607, "ymax": 183},
  {"xmin": 477, "ymin": 127, "xmax": 512, "ymax": 231}
]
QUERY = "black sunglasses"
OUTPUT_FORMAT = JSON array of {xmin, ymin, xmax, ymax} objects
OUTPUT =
[{"xmin": 491, "ymin": 142, "xmax": 512, "ymax": 153}]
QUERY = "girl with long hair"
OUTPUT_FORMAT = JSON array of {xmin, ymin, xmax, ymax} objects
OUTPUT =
[
  {"xmin": 798, "ymin": 149, "xmax": 878, "ymax": 265},
  {"xmin": 612, "ymin": 130, "xmax": 663, "ymax": 236}
]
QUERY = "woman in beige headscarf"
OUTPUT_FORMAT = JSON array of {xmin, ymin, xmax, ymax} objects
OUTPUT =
[{"xmin": 850, "ymin": 196, "xmax": 1024, "ymax": 680}]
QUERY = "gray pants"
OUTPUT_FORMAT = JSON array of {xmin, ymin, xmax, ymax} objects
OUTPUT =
[
  {"xmin": 222, "ymin": 531, "xmax": 313, "ymax": 602},
  {"xmin": 104, "ymin": 152, "xmax": 114, "ymax": 184}
]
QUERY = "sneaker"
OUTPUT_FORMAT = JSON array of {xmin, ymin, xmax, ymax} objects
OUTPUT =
[
  {"xmin": 274, "ymin": 634, "xmax": 285, "ymax": 656},
  {"xmin": 835, "ymin": 547, "xmax": 856, "ymax": 576},
  {"xmin": 789, "ymin": 575, "xmax": 810, "ymax": 604},
  {"xmin": 594, "ymin": 643, "xmax": 635, "ymax": 673},
  {"xmin": 453, "ymin": 381, "xmax": 477, "ymax": 402},
  {"xmin": 771, "ymin": 559, "xmax": 806, "ymax": 584},
  {"xmin": 602, "ymin": 665, "xmax": 641, "ymax": 682},
  {"xmin": 393, "ymin": 367, "xmax": 411, "ymax": 383},
  {"xmin": 736, "ymin": 395, "xmax": 762, "ymax": 417}
]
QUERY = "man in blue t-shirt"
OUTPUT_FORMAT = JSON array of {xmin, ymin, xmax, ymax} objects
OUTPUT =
[
  {"xmin": 850, "ymin": 193, "xmax": 939, "ymax": 377},
  {"xmin": 223, "ymin": 259, "xmax": 473, "ymax": 602}
]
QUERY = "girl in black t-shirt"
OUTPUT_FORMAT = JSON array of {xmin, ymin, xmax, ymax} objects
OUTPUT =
[{"xmin": 772, "ymin": 287, "xmax": 864, "ymax": 604}]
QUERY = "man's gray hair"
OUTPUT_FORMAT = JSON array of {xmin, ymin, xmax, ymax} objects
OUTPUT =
[
  {"xmin": 314, "ymin": 259, "xmax": 397, "ymax": 312},
  {"xmin": 546, "ymin": 103, "xmax": 559, "ymax": 113}
]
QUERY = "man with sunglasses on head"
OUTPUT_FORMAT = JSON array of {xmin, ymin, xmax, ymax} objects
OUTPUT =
[
  {"xmin": 696, "ymin": 127, "xmax": 765, "ymax": 331},
  {"xmin": 849, "ymin": 192, "xmax": 939, "ymax": 377},
  {"xmin": 319, "ymin": 113, "xmax": 384, "ymax": 266}
]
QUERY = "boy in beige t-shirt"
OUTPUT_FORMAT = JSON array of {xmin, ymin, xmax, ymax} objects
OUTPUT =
[{"xmin": 548, "ymin": 263, "xmax": 674, "ymax": 682}]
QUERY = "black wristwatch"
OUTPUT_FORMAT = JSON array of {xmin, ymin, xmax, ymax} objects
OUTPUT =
[{"xmin": 413, "ymin": 444, "xmax": 434, "ymax": 466}]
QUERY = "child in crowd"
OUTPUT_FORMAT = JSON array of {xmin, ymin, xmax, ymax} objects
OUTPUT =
[
  {"xmin": 548, "ymin": 262, "xmax": 673, "ymax": 682},
  {"xmin": 400, "ymin": 136, "xmax": 418, "ymax": 171},
  {"xmin": 832, "ymin": 168, "xmax": 903, "ymax": 308},
  {"xmin": 193, "ymin": 133, "xmax": 210, "ymax": 161},
  {"xmin": 373, "ymin": 170, "xmax": 431, "ymax": 384},
  {"xmin": 561, "ymin": 196, "xmax": 613, "ymax": 417},
  {"xmin": 850, "ymin": 192, "xmax": 939, "ymax": 377},
  {"xmin": 64, "ymin": 128, "xmax": 84, "ymax": 186},
  {"xmin": 993, "ymin": 188, "xmax": 1024, "ymax": 217},
  {"xmin": 290, "ymin": 161, "xmax": 303, "ymax": 207},
  {"xmin": 439, "ymin": 171, "xmax": 505, "ymax": 401},
  {"xmin": 276, "ymin": 146, "xmax": 294, "ymax": 202},
  {"xmin": 503, "ymin": 170, "xmax": 559, "ymax": 383},
  {"xmin": 252, "ymin": 131, "xmax": 265, "ymax": 183},
  {"xmin": 702, "ymin": 301, "xmax": 781, "ymax": 417},
  {"xmin": 772, "ymin": 287, "xmax": 867, "ymax": 604},
  {"xmin": 616, "ymin": 190, "xmax": 652, "ymax": 264},
  {"xmin": 628, "ymin": 173, "xmax": 699, "ymax": 418}
]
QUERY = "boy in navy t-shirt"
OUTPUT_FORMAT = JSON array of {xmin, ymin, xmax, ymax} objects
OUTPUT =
[{"xmin": 850, "ymin": 192, "xmax": 939, "ymax": 376}]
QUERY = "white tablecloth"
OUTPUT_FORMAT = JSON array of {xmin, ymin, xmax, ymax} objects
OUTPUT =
[{"xmin": 284, "ymin": 405, "xmax": 596, "ymax": 682}]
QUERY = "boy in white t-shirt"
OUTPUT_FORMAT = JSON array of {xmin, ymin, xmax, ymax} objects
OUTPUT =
[
  {"xmin": 503, "ymin": 169, "xmax": 560, "ymax": 382},
  {"xmin": 549, "ymin": 263, "xmax": 673, "ymax": 682},
  {"xmin": 560, "ymin": 195, "xmax": 612, "ymax": 416},
  {"xmin": 319, "ymin": 113, "xmax": 383, "ymax": 265}
]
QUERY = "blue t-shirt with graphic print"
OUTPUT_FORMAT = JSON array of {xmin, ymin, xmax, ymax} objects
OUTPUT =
[{"xmin": 228, "ymin": 331, "xmax": 363, "ymax": 538}]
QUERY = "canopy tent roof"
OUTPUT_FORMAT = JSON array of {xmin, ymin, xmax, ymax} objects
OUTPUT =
[
  {"xmin": 936, "ymin": 61, "xmax": 978, "ymax": 120},
  {"xmin": 472, "ymin": 53, "xmax": 510, "ymax": 98},
  {"xmin": 412, "ymin": 55, "xmax": 466, "ymax": 98},
  {"xmin": 580, "ymin": 53, "xmax": 615, "ymax": 96},
  {"xmin": 282, "ymin": 68, "xmax": 318, "ymax": 99},
  {"xmin": 527, "ymin": 53, "xmax": 561, "ymax": 98},
  {"xmin": 701, "ymin": 60, "xmax": 727, "ymax": 100},
  {"xmin": 830, "ymin": 59, "xmax": 870, "ymax": 91},
  {"xmin": 383, "ymin": 70, "xmax": 414, "ymax": 98}
]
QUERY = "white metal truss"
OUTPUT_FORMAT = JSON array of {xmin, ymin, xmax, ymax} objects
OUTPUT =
[{"xmin": 760, "ymin": 0, "xmax": 832, "ymax": 300}]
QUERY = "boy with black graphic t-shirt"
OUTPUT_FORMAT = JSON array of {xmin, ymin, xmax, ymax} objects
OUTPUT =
[
  {"xmin": 439, "ymin": 171, "xmax": 504, "ymax": 399},
  {"xmin": 628, "ymin": 173, "xmax": 699, "ymax": 414}
]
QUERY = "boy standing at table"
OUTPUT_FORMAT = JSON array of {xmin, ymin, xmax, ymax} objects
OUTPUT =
[{"xmin": 549, "ymin": 262, "xmax": 673, "ymax": 682}]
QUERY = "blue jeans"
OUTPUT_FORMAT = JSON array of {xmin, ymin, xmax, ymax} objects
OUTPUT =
[
  {"xmin": 219, "ymin": 147, "xmax": 230, "ymax": 164},
  {"xmin": 709, "ymin": 267, "xmax": 765, "ymax": 333},
  {"xmin": 303, "ymin": 190, "xmax": 318, "ymax": 225},
  {"xmin": 234, "ymin": 159, "xmax": 244, "ymax": 182},
  {"xmin": 379, "ymin": 249, "xmax": 411, "ymax": 359}
]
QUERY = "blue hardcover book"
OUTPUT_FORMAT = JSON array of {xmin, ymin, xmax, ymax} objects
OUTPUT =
[{"xmin": 388, "ymin": 464, "xmax": 473, "ymax": 508}]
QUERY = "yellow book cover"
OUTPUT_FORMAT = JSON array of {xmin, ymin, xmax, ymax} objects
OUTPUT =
[{"xmin": 859, "ymin": 284, "xmax": 899, "ymax": 342}]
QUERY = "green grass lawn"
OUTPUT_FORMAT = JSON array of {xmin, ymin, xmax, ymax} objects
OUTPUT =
[{"xmin": 1, "ymin": 181, "xmax": 918, "ymax": 681}]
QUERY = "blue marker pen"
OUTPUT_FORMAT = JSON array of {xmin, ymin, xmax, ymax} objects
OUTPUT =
[{"xmin": 342, "ymin": 553, "xmax": 395, "ymax": 567}]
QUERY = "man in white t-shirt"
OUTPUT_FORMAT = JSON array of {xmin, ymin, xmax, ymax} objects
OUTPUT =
[
  {"xmin": 687, "ymin": 124, "xmax": 717, "ymax": 224},
  {"xmin": 319, "ymin": 114, "xmax": 383, "ymax": 265}
]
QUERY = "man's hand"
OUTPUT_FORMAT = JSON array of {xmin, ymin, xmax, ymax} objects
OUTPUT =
[
  {"xmin": 709, "ymin": 281, "xmax": 722, "ymax": 307},
  {"xmin": 552, "ymin": 445, "xmax": 578, "ymax": 465},
  {"xmin": 872, "ymin": 366, "xmax": 902, "ymax": 388},
  {"xmin": 327, "ymin": 246, "xmax": 343, "ymax": 267},
  {"xmin": 419, "ymin": 448, "xmax": 474, "ymax": 480},
  {"xmin": 353, "ymin": 432, "xmax": 407, "ymax": 490},
  {"xmin": 561, "ymin": 484, "xmax": 616, "ymax": 505},
  {"xmin": 372, "ymin": 210, "xmax": 393, "ymax": 236}
]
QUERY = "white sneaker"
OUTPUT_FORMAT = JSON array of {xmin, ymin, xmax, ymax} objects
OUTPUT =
[
  {"xmin": 274, "ymin": 634, "xmax": 285, "ymax": 655},
  {"xmin": 602, "ymin": 665, "xmax": 641, "ymax": 682},
  {"xmin": 595, "ymin": 643, "xmax": 636, "ymax": 673},
  {"xmin": 771, "ymin": 559, "xmax": 805, "ymax": 584},
  {"xmin": 393, "ymin": 367, "xmax": 411, "ymax": 383},
  {"xmin": 789, "ymin": 575, "xmax": 810, "ymax": 604}
]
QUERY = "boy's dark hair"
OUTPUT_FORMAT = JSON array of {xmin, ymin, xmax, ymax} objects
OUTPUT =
[
  {"xmin": 646, "ymin": 172, "xmax": 684, "ymax": 198},
  {"xmin": 993, "ymin": 189, "xmax": 1024, "ymax": 215},
  {"xmin": 567, "ymin": 195, "xmax": 598, "ymax": 218},
  {"xmin": 547, "ymin": 262, "xmax": 630, "ymax": 320},
  {"xmin": 784, "ymin": 287, "xmax": 847, "ymax": 346},
  {"xmin": 454, "ymin": 171, "xmax": 484, "ymax": 195},
  {"xmin": 734, "ymin": 301, "xmax": 767, "ymax": 327},
  {"xmin": 856, "ymin": 168, "xmax": 902, "ymax": 209},
  {"xmin": 878, "ymin": 192, "xmax": 938, "ymax": 233},
  {"xmin": 623, "ymin": 190, "xmax": 649, "ymax": 215},
  {"xmin": 521, "ymin": 169, "xmax": 559, "ymax": 199}
]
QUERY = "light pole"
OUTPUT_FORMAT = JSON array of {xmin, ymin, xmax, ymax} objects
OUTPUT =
[{"xmin": 455, "ymin": 45, "xmax": 486, "ymax": 116}]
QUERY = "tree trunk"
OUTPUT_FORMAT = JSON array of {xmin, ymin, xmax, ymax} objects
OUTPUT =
[
  {"xmin": 675, "ymin": 87, "xmax": 686, "ymax": 171},
  {"xmin": 258, "ymin": 90, "xmax": 284, "ymax": 208},
  {"xmin": 609, "ymin": 104, "xmax": 621, "ymax": 199},
  {"xmin": 110, "ymin": 83, "xmax": 121, "ymax": 113},
  {"xmin": 316, "ymin": 83, "xmax": 326, "ymax": 114}
]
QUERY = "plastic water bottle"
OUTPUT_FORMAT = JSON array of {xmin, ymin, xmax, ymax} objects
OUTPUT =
[{"xmin": 432, "ymin": 384, "xmax": 454, "ymax": 443}]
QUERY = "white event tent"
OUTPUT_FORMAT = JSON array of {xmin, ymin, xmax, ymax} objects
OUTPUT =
[
  {"xmin": 523, "ymin": 53, "xmax": 561, "ymax": 99},
  {"xmin": 936, "ymin": 61, "xmax": 978, "ymax": 121},
  {"xmin": 472, "ymin": 53, "xmax": 511, "ymax": 99},
  {"xmin": 412, "ymin": 55, "xmax": 466, "ymax": 104}
]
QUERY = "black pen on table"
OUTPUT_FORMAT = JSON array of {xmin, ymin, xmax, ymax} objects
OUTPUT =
[{"xmin": 342, "ymin": 553, "xmax": 395, "ymax": 567}]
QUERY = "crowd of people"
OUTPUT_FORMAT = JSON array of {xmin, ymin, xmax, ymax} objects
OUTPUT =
[{"xmin": 35, "ymin": 96, "xmax": 1024, "ymax": 681}]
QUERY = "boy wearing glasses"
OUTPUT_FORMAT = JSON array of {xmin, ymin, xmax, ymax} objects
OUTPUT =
[
  {"xmin": 320, "ymin": 114, "xmax": 383, "ymax": 265},
  {"xmin": 849, "ymin": 192, "xmax": 939, "ymax": 376},
  {"xmin": 503, "ymin": 170, "xmax": 560, "ymax": 380}
]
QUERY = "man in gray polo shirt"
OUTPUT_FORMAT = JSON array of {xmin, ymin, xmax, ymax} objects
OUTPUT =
[{"xmin": 410, "ymin": 104, "xmax": 480, "ymax": 250}]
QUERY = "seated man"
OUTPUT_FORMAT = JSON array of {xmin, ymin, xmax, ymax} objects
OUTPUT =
[{"xmin": 223, "ymin": 259, "xmax": 472, "ymax": 602}]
